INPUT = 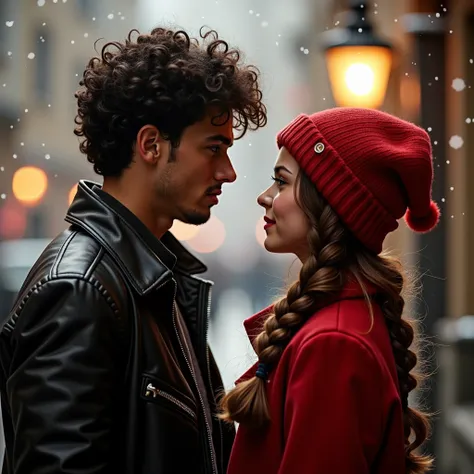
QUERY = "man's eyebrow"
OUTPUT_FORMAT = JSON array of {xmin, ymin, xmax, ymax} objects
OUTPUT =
[
  {"xmin": 274, "ymin": 165, "xmax": 292, "ymax": 174},
  {"xmin": 206, "ymin": 135, "xmax": 233, "ymax": 147}
]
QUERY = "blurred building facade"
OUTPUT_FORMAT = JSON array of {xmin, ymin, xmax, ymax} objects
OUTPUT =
[
  {"xmin": 0, "ymin": 0, "xmax": 138, "ymax": 297},
  {"xmin": 0, "ymin": 0, "xmax": 137, "ymax": 242}
]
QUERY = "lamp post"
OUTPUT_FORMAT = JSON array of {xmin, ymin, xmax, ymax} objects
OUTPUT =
[{"xmin": 322, "ymin": 0, "xmax": 393, "ymax": 109}]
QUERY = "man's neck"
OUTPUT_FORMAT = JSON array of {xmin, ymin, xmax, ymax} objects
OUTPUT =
[{"xmin": 101, "ymin": 179, "xmax": 171, "ymax": 239}]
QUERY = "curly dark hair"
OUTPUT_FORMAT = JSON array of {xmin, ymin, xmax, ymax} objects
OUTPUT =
[{"xmin": 74, "ymin": 27, "xmax": 267, "ymax": 176}]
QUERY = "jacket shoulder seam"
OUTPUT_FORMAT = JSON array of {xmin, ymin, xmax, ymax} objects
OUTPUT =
[
  {"xmin": 49, "ymin": 230, "xmax": 78, "ymax": 278},
  {"xmin": 4, "ymin": 275, "xmax": 120, "ymax": 337}
]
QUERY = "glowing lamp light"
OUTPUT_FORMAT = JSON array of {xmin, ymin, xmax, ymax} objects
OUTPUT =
[
  {"xmin": 322, "ymin": 1, "xmax": 393, "ymax": 109},
  {"xmin": 12, "ymin": 166, "xmax": 48, "ymax": 206}
]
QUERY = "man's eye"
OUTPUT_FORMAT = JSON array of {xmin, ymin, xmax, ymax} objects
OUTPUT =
[{"xmin": 209, "ymin": 145, "xmax": 221, "ymax": 153}]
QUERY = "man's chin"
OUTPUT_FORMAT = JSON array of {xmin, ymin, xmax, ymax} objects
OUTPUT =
[{"xmin": 181, "ymin": 210, "xmax": 211, "ymax": 226}]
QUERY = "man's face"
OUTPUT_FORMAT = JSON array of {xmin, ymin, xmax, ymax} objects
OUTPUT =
[{"xmin": 154, "ymin": 110, "xmax": 236, "ymax": 225}]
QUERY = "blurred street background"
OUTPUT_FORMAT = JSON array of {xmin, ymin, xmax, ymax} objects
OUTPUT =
[{"xmin": 0, "ymin": 0, "xmax": 473, "ymax": 472}]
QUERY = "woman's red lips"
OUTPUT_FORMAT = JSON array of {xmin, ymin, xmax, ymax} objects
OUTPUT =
[{"xmin": 264, "ymin": 216, "xmax": 276, "ymax": 230}]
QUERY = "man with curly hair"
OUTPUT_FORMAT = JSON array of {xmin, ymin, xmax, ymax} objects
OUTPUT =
[{"xmin": 0, "ymin": 27, "xmax": 267, "ymax": 474}]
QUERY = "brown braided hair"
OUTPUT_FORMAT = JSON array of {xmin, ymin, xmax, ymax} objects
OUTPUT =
[{"xmin": 219, "ymin": 170, "xmax": 433, "ymax": 474}]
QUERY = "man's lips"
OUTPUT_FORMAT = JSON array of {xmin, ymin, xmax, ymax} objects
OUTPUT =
[{"xmin": 205, "ymin": 188, "xmax": 222, "ymax": 205}]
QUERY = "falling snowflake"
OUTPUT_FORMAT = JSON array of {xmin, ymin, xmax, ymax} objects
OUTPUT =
[
  {"xmin": 107, "ymin": 13, "xmax": 114, "ymax": 20},
  {"xmin": 470, "ymin": 59, "xmax": 473, "ymax": 64},
  {"xmin": 37, "ymin": 0, "xmax": 45, "ymax": 5},
  {"xmin": 5, "ymin": 21, "xmax": 14, "ymax": 27},
  {"xmin": 7, "ymin": 51, "xmax": 12, "ymax": 56},
  {"xmin": 261, "ymin": 21, "xmax": 268, "ymax": 27},
  {"xmin": 452, "ymin": 78, "xmax": 466, "ymax": 91},
  {"xmin": 12, "ymin": 154, "xmax": 17, "ymax": 159},
  {"xmin": 0, "ymin": 167, "xmax": 4, "ymax": 171},
  {"xmin": 466, "ymin": 118, "xmax": 472, "ymax": 123},
  {"xmin": 45, "ymin": 154, "xmax": 51, "ymax": 160},
  {"xmin": 450, "ymin": 186, "xmax": 455, "ymax": 191},
  {"xmin": 0, "ymin": 194, "xmax": 6, "ymax": 200},
  {"xmin": 84, "ymin": 33, "xmax": 89, "ymax": 38},
  {"xmin": 27, "ymin": 52, "xmax": 35, "ymax": 59},
  {"xmin": 449, "ymin": 135, "xmax": 464, "ymax": 149}
]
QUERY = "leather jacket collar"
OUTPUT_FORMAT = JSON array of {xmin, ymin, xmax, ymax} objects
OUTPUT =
[{"xmin": 65, "ymin": 180, "xmax": 207, "ymax": 296}]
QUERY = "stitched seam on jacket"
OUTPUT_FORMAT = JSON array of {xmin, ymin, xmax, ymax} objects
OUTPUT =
[
  {"xmin": 49, "ymin": 231, "xmax": 78, "ymax": 279},
  {"xmin": 4, "ymin": 276, "xmax": 120, "ymax": 336},
  {"xmin": 84, "ymin": 247, "xmax": 104, "ymax": 281}
]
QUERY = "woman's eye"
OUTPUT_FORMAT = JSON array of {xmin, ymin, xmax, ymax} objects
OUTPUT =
[{"xmin": 271, "ymin": 175, "xmax": 286, "ymax": 186}]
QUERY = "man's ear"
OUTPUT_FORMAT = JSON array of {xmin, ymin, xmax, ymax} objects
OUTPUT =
[{"xmin": 136, "ymin": 125, "xmax": 167, "ymax": 165}]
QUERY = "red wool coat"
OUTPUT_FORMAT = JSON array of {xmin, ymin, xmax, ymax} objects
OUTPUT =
[{"xmin": 227, "ymin": 281, "xmax": 406, "ymax": 474}]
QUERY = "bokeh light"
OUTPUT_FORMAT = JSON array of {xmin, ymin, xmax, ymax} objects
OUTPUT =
[
  {"xmin": 68, "ymin": 183, "xmax": 78, "ymax": 206},
  {"xmin": 186, "ymin": 215, "xmax": 226, "ymax": 253},
  {"xmin": 255, "ymin": 216, "xmax": 267, "ymax": 248},
  {"xmin": 170, "ymin": 220, "xmax": 200, "ymax": 241},
  {"xmin": 12, "ymin": 166, "xmax": 48, "ymax": 206},
  {"xmin": 0, "ymin": 199, "xmax": 27, "ymax": 240}
]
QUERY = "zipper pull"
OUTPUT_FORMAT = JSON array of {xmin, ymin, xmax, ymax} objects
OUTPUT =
[{"xmin": 145, "ymin": 383, "xmax": 159, "ymax": 398}]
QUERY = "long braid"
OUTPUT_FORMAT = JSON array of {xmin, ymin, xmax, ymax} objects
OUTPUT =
[
  {"xmin": 219, "ymin": 170, "xmax": 433, "ymax": 473},
  {"xmin": 364, "ymin": 254, "xmax": 432, "ymax": 473},
  {"xmin": 219, "ymin": 182, "xmax": 348, "ymax": 428}
]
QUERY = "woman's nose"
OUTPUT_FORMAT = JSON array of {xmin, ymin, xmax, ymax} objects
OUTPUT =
[{"xmin": 257, "ymin": 187, "xmax": 273, "ymax": 208}]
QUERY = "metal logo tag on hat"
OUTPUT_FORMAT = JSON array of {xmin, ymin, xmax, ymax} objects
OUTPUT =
[{"xmin": 314, "ymin": 142, "xmax": 325, "ymax": 154}]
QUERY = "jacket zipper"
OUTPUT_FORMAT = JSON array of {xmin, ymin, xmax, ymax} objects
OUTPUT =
[
  {"xmin": 144, "ymin": 382, "xmax": 197, "ymax": 420},
  {"xmin": 201, "ymin": 284, "xmax": 225, "ymax": 474},
  {"xmin": 171, "ymin": 282, "xmax": 217, "ymax": 474}
]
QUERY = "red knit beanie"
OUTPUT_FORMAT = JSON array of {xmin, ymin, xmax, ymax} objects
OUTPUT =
[{"xmin": 277, "ymin": 107, "xmax": 440, "ymax": 254}]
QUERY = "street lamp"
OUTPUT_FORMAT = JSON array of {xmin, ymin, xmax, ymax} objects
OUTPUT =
[{"xmin": 322, "ymin": 0, "xmax": 393, "ymax": 109}]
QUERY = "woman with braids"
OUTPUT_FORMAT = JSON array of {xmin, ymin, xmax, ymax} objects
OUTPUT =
[{"xmin": 221, "ymin": 107, "xmax": 439, "ymax": 474}]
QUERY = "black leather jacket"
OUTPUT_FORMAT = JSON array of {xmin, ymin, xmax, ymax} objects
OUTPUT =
[{"xmin": 0, "ymin": 180, "xmax": 235, "ymax": 474}]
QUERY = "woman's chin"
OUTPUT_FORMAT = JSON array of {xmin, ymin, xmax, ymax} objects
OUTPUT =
[{"xmin": 264, "ymin": 237, "xmax": 285, "ymax": 254}]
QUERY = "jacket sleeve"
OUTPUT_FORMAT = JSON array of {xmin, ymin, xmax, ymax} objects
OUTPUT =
[
  {"xmin": 279, "ymin": 332, "xmax": 385, "ymax": 474},
  {"xmin": 6, "ymin": 277, "xmax": 128, "ymax": 474}
]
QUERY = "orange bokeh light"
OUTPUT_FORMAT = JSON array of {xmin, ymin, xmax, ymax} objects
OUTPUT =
[
  {"xmin": 12, "ymin": 166, "xmax": 48, "ymax": 206},
  {"xmin": 186, "ymin": 215, "xmax": 226, "ymax": 253},
  {"xmin": 68, "ymin": 183, "xmax": 78, "ymax": 206}
]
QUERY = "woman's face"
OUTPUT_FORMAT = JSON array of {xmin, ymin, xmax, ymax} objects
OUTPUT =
[{"xmin": 257, "ymin": 147, "xmax": 311, "ymax": 262}]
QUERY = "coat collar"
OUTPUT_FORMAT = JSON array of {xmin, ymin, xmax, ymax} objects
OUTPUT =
[
  {"xmin": 243, "ymin": 278, "xmax": 380, "ymax": 347},
  {"xmin": 65, "ymin": 180, "xmax": 207, "ymax": 296}
]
